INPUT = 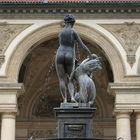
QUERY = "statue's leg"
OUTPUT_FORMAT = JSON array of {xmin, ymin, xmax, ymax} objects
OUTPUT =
[
  {"xmin": 67, "ymin": 65, "xmax": 77, "ymax": 102},
  {"xmin": 56, "ymin": 64, "xmax": 67, "ymax": 103},
  {"xmin": 65, "ymin": 53, "xmax": 76, "ymax": 102},
  {"xmin": 59, "ymin": 78, "xmax": 67, "ymax": 103},
  {"xmin": 65, "ymin": 51, "xmax": 75, "ymax": 74},
  {"xmin": 68, "ymin": 81, "xmax": 77, "ymax": 102}
]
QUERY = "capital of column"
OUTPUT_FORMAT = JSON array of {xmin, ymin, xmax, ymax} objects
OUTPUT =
[
  {"xmin": 114, "ymin": 109, "xmax": 133, "ymax": 116},
  {"xmin": 0, "ymin": 83, "xmax": 24, "ymax": 95},
  {"xmin": 116, "ymin": 113, "xmax": 131, "ymax": 120},
  {"xmin": 1, "ymin": 112, "xmax": 16, "ymax": 119},
  {"xmin": 0, "ymin": 83, "xmax": 24, "ymax": 113}
]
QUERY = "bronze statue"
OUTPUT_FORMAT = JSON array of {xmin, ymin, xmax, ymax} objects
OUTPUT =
[{"xmin": 55, "ymin": 14, "xmax": 92, "ymax": 103}]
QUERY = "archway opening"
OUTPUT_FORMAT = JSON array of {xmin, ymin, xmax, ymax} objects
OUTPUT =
[{"xmin": 17, "ymin": 37, "xmax": 115, "ymax": 139}]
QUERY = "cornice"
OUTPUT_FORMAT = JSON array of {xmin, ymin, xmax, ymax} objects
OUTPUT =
[{"xmin": 0, "ymin": 2, "xmax": 140, "ymax": 14}]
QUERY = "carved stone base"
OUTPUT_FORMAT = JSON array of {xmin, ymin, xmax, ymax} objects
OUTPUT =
[{"xmin": 54, "ymin": 103, "xmax": 96, "ymax": 139}]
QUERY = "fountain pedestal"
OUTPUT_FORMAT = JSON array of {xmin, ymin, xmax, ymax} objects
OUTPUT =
[{"xmin": 54, "ymin": 103, "xmax": 96, "ymax": 139}]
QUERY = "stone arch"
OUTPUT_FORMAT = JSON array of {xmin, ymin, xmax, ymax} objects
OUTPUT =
[
  {"xmin": 2, "ymin": 21, "xmax": 125, "ymax": 82},
  {"xmin": 75, "ymin": 23, "xmax": 125, "ymax": 82}
]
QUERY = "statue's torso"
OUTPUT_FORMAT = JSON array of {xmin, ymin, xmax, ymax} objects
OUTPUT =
[{"xmin": 59, "ymin": 27, "xmax": 75, "ymax": 48}]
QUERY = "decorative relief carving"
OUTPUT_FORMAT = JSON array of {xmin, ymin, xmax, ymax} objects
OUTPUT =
[
  {"xmin": 101, "ymin": 22, "xmax": 140, "ymax": 66},
  {"xmin": 64, "ymin": 124, "xmax": 86, "ymax": 138},
  {"xmin": 0, "ymin": 23, "xmax": 30, "ymax": 52},
  {"xmin": 0, "ymin": 23, "xmax": 30, "ymax": 67}
]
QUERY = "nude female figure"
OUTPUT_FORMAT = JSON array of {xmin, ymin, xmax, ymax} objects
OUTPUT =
[{"xmin": 55, "ymin": 14, "xmax": 91, "ymax": 103}]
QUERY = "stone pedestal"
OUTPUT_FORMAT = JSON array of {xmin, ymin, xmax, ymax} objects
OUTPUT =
[{"xmin": 54, "ymin": 103, "xmax": 96, "ymax": 139}]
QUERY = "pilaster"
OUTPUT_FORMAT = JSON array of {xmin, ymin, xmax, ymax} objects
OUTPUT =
[
  {"xmin": 134, "ymin": 110, "xmax": 140, "ymax": 140},
  {"xmin": 109, "ymin": 82, "xmax": 140, "ymax": 140},
  {"xmin": 1, "ymin": 112, "xmax": 16, "ymax": 140},
  {"xmin": 0, "ymin": 83, "xmax": 24, "ymax": 140},
  {"xmin": 114, "ymin": 110, "xmax": 132, "ymax": 140}
]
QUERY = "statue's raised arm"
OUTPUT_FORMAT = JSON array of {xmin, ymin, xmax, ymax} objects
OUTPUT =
[{"xmin": 73, "ymin": 31, "xmax": 92, "ymax": 57}]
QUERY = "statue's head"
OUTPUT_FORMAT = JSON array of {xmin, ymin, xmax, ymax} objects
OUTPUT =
[{"xmin": 64, "ymin": 14, "xmax": 75, "ymax": 26}]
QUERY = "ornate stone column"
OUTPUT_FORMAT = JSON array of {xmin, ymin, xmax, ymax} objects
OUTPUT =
[
  {"xmin": 1, "ymin": 113, "xmax": 16, "ymax": 140},
  {"xmin": 135, "ymin": 111, "xmax": 140, "ymax": 140},
  {"xmin": 0, "ymin": 83, "xmax": 24, "ymax": 140},
  {"xmin": 115, "ymin": 110, "xmax": 132, "ymax": 140}
]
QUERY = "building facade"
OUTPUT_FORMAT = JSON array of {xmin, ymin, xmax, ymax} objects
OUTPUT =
[{"xmin": 0, "ymin": 0, "xmax": 140, "ymax": 140}]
